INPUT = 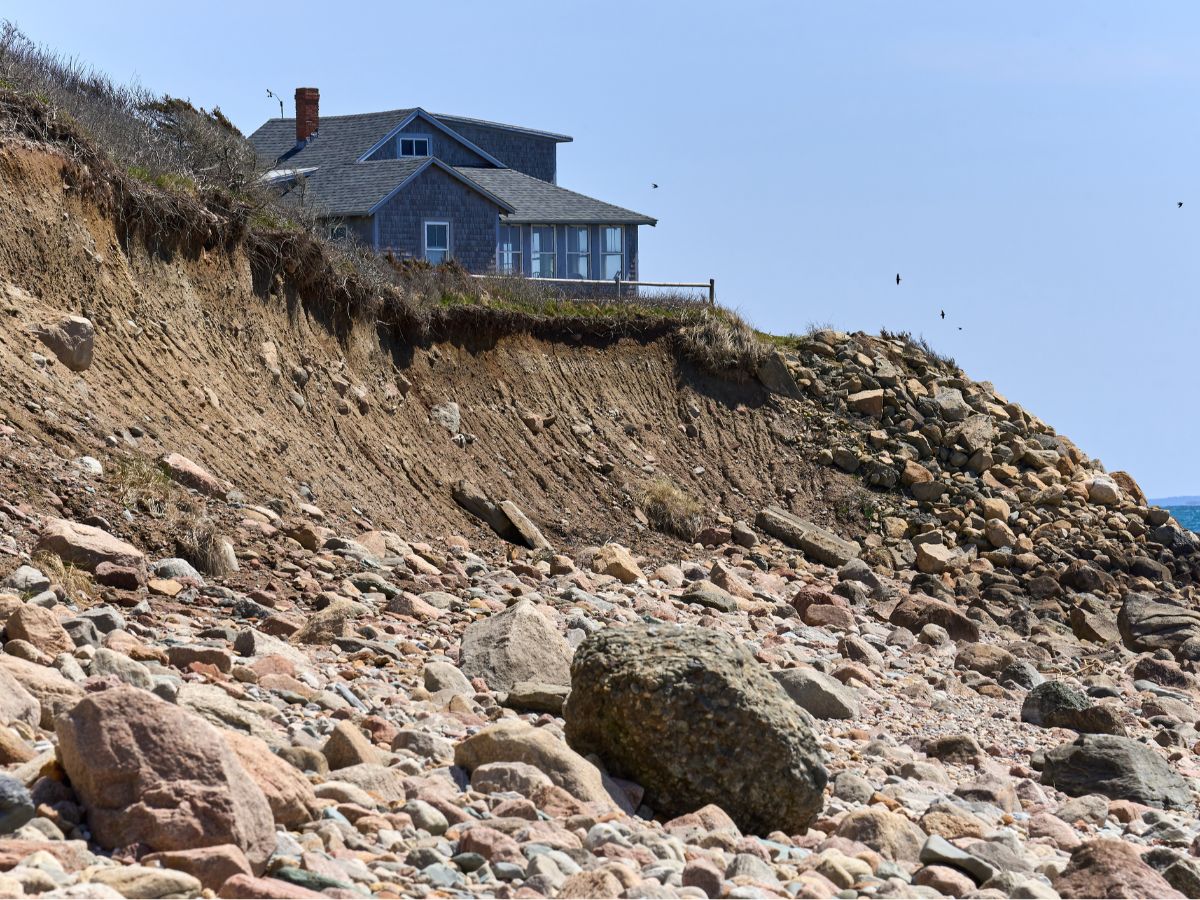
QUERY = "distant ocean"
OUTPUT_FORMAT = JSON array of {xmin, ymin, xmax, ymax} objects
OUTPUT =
[{"xmin": 1165, "ymin": 506, "xmax": 1200, "ymax": 533}]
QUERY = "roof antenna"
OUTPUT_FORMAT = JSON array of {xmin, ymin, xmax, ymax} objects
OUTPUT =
[{"xmin": 266, "ymin": 88, "xmax": 284, "ymax": 119}]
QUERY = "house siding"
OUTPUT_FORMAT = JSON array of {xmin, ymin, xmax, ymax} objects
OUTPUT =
[
  {"xmin": 373, "ymin": 164, "xmax": 501, "ymax": 272},
  {"xmin": 367, "ymin": 117, "xmax": 492, "ymax": 167},
  {"xmin": 344, "ymin": 216, "xmax": 375, "ymax": 247},
  {"xmin": 440, "ymin": 121, "xmax": 559, "ymax": 183}
]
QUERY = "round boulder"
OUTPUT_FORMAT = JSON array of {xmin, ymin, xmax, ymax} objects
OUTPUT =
[{"xmin": 562, "ymin": 624, "xmax": 827, "ymax": 835}]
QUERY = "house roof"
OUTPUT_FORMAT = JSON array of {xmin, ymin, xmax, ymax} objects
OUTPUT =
[
  {"xmin": 249, "ymin": 109, "xmax": 417, "ymax": 169},
  {"xmin": 457, "ymin": 167, "xmax": 657, "ymax": 226},
  {"xmin": 433, "ymin": 113, "xmax": 572, "ymax": 143},
  {"xmin": 276, "ymin": 158, "xmax": 514, "ymax": 218}
]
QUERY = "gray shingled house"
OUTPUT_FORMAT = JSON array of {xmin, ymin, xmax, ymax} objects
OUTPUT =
[{"xmin": 248, "ymin": 89, "xmax": 656, "ymax": 281}]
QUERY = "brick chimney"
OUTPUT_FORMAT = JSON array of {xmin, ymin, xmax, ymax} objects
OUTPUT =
[{"xmin": 295, "ymin": 87, "xmax": 319, "ymax": 142}]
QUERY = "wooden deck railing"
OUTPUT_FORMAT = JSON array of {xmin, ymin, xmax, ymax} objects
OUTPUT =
[{"xmin": 470, "ymin": 274, "xmax": 716, "ymax": 306}]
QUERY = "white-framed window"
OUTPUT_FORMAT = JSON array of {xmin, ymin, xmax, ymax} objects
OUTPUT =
[
  {"xmin": 566, "ymin": 226, "xmax": 590, "ymax": 279},
  {"xmin": 531, "ymin": 225, "xmax": 556, "ymax": 278},
  {"xmin": 498, "ymin": 224, "xmax": 522, "ymax": 274},
  {"xmin": 328, "ymin": 223, "xmax": 348, "ymax": 241},
  {"xmin": 398, "ymin": 135, "xmax": 431, "ymax": 157},
  {"xmin": 424, "ymin": 221, "xmax": 450, "ymax": 265},
  {"xmin": 602, "ymin": 226, "xmax": 624, "ymax": 279}
]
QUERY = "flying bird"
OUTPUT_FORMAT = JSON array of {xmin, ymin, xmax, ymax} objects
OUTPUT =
[
  {"xmin": 940, "ymin": 310, "xmax": 945, "ymax": 320},
  {"xmin": 1179, "ymin": 201, "xmax": 1184, "ymax": 208},
  {"xmin": 896, "ymin": 273, "xmax": 901, "ymax": 285},
  {"xmin": 651, "ymin": 183, "xmax": 659, "ymax": 189},
  {"xmin": 958, "ymin": 327, "xmax": 963, "ymax": 331}
]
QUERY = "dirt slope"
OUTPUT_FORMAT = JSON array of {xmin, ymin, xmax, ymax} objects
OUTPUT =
[{"xmin": 0, "ymin": 140, "xmax": 865, "ymax": 556}]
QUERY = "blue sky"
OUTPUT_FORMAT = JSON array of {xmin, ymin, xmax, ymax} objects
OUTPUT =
[{"xmin": 9, "ymin": 2, "xmax": 1200, "ymax": 497}]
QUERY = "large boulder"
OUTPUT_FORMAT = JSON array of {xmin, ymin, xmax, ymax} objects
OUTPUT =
[
  {"xmin": 1042, "ymin": 734, "xmax": 1192, "ymax": 810},
  {"xmin": 34, "ymin": 518, "xmax": 144, "ymax": 574},
  {"xmin": 563, "ymin": 624, "xmax": 827, "ymax": 835},
  {"xmin": 1053, "ymin": 839, "xmax": 1184, "ymax": 899},
  {"xmin": 755, "ymin": 507, "xmax": 859, "ymax": 567},
  {"xmin": 34, "ymin": 315, "xmax": 94, "ymax": 371},
  {"xmin": 55, "ymin": 687, "xmax": 275, "ymax": 870},
  {"xmin": 459, "ymin": 600, "xmax": 572, "ymax": 691},
  {"xmin": 1118, "ymin": 593, "xmax": 1200, "ymax": 659}
]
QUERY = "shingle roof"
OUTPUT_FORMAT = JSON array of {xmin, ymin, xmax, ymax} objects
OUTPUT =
[
  {"xmin": 274, "ymin": 158, "xmax": 425, "ymax": 217},
  {"xmin": 456, "ymin": 167, "xmax": 657, "ymax": 226},
  {"xmin": 248, "ymin": 109, "xmax": 416, "ymax": 169},
  {"xmin": 433, "ymin": 113, "xmax": 572, "ymax": 142}
]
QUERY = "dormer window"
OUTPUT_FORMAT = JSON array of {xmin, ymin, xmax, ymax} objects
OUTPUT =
[{"xmin": 398, "ymin": 136, "xmax": 430, "ymax": 157}]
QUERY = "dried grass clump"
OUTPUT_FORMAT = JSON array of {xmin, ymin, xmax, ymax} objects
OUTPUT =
[
  {"xmin": 642, "ymin": 479, "xmax": 703, "ymax": 541},
  {"xmin": 176, "ymin": 520, "xmax": 238, "ymax": 576},
  {"xmin": 675, "ymin": 307, "xmax": 767, "ymax": 377},
  {"xmin": 879, "ymin": 328, "xmax": 958, "ymax": 372},
  {"xmin": 110, "ymin": 454, "xmax": 186, "ymax": 520},
  {"xmin": 31, "ymin": 550, "xmax": 93, "ymax": 599}
]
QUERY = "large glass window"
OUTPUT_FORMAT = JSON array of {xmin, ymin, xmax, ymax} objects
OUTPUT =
[
  {"xmin": 498, "ymin": 225, "xmax": 522, "ymax": 274},
  {"xmin": 566, "ymin": 227, "xmax": 590, "ymax": 279},
  {"xmin": 531, "ymin": 226, "xmax": 556, "ymax": 278},
  {"xmin": 399, "ymin": 136, "xmax": 430, "ymax": 157},
  {"xmin": 424, "ymin": 221, "xmax": 450, "ymax": 265},
  {"xmin": 602, "ymin": 226, "xmax": 624, "ymax": 279}
]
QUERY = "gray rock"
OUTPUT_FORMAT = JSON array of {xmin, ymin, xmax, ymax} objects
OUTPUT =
[
  {"xmin": 681, "ymin": 580, "xmax": 738, "ymax": 613},
  {"xmin": 726, "ymin": 853, "xmax": 778, "ymax": 883},
  {"xmin": 504, "ymin": 681, "xmax": 570, "ymax": 715},
  {"xmin": 76, "ymin": 607, "xmax": 125, "ymax": 634},
  {"xmin": 919, "ymin": 834, "xmax": 997, "ymax": 884},
  {"xmin": 1021, "ymin": 680, "xmax": 1089, "ymax": 727},
  {"xmin": 402, "ymin": 799, "xmax": 449, "ymax": 835},
  {"xmin": 2, "ymin": 566, "xmax": 49, "ymax": 594},
  {"xmin": 151, "ymin": 558, "xmax": 203, "ymax": 582},
  {"xmin": 1118, "ymin": 593, "xmax": 1200, "ymax": 660},
  {"xmin": 834, "ymin": 771, "xmax": 874, "ymax": 804},
  {"xmin": 423, "ymin": 661, "xmax": 473, "ymax": 696},
  {"xmin": 563, "ymin": 624, "xmax": 827, "ymax": 835},
  {"xmin": 755, "ymin": 507, "xmax": 860, "ymax": 567},
  {"xmin": 61, "ymin": 617, "xmax": 101, "ymax": 648},
  {"xmin": 430, "ymin": 402, "xmax": 461, "ymax": 434},
  {"xmin": 459, "ymin": 599, "xmax": 572, "ymax": 692},
  {"xmin": 772, "ymin": 667, "xmax": 859, "ymax": 719},
  {"xmin": 1001, "ymin": 660, "xmax": 1044, "ymax": 690},
  {"xmin": 0, "ymin": 774, "xmax": 35, "ymax": 834},
  {"xmin": 932, "ymin": 388, "xmax": 970, "ymax": 422},
  {"xmin": 1042, "ymin": 733, "xmax": 1192, "ymax": 810},
  {"xmin": 90, "ymin": 648, "xmax": 153, "ymax": 690}
]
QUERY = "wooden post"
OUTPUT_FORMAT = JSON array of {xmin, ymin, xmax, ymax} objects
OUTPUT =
[
  {"xmin": 708, "ymin": 278, "xmax": 716, "ymax": 306},
  {"xmin": 615, "ymin": 274, "xmax": 621, "ymax": 301}
]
